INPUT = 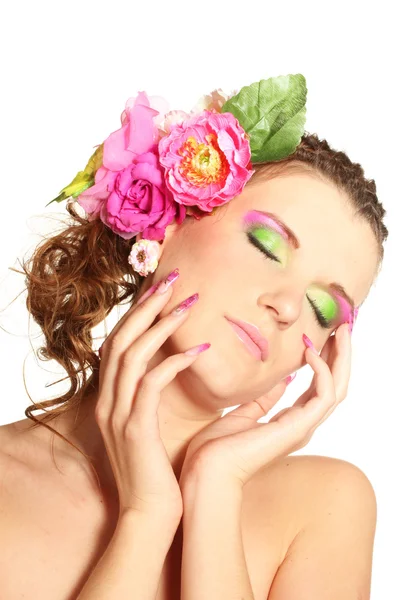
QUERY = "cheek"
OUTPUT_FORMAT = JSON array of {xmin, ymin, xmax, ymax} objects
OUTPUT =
[
  {"xmin": 191, "ymin": 227, "xmax": 243, "ymax": 274},
  {"xmin": 167, "ymin": 227, "xmax": 234, "ymax": 297}
]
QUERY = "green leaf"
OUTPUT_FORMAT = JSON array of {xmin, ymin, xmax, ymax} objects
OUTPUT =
[
  {"xmin": 220, "ymin": 74, "xmax": 307, "ymax": 163},
  {"xmin": 45, "ymin": 144, "xmax": 104, "ymax": 207}
]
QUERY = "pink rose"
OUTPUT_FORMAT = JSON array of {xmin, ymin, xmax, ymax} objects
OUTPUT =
[
  {"xmin": 77, "ymin": 92, "xmax": 166, "ymax": 218},
  {"xmin": 100, "ymin": 151, "xmax": 186, "ymax": 241},
  {"xmin": 158, "ymin": 109, "xmax": 254, "ymax": 212},
  {"xmin": 76, "ymin": 92, "xmax": 185, "ymax": 240}
]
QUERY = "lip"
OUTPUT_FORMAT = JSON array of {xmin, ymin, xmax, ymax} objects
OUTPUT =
[{"xmin": 224, "ymin": 315, "xmax": 269, "ymax": 362}]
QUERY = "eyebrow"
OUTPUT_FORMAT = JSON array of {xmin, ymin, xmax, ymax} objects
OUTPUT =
[{"xmin": 252, "ymin": 210, "xmax": 356, "ymax": 311}]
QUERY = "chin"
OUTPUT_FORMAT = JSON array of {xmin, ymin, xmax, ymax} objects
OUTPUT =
[{"xmin": 174, "ymin": 339, "xmax": 271, "ymax": 408}]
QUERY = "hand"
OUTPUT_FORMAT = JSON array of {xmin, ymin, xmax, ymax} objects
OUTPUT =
[
  {"xmin": 179, "ymin": 323, "xmax": 351, "ymax": 489},
  {"xmin": 95, "ymin": 270, "xmax": 208, "ymax": 522}
]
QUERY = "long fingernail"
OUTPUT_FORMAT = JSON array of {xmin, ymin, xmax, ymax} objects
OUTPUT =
[
  {"xmin": 136, "ymin": 268, "xmax": 180, "ymax": 305},
  {"xmin": 157, "ymin": 268, "xmax": 180, "ymax": 294},
  {"xmin": 285, "ymin": 372, "xmax": 297, "ymax": 385},
  {"xmin": 184, "ymin": 343, "xmax": 211, "ymax": 356},
  {"xmin": 347, "ymin": 306, "xmax": 358, "ymax": 335},
  {"xmin": 173, "ymin": 293, "xmax": 199, "ymax": 315},
  {"xmin": 302, "ymin": 333, "xmax": 319, "ymax": 355}
]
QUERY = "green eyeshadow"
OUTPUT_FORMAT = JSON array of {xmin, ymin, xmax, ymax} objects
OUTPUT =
[
  {"xmin": 250, "ymin": 226, "xmax": 286, "ymax": 259},
  {"xmin": 246, "ymin": 219, "xmax": 344, "ymax": 328},
  {"xmin": 308, "ymin": 286, "xmax": 339, "ymax": 322}
]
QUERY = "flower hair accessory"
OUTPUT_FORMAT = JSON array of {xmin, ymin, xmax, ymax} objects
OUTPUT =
[{"xmin": 47, "ymin": 74, "xmax": 310, "ymax": 276}]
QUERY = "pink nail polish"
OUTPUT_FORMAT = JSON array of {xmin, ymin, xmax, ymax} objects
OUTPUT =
[
  {"xmin": 157, "ymin": 268, "xmax": 180, "ymax": 294},
  {"xmin": 285, "ymin": 372, "xmax": 297, "ymax": 385},
  {"xmin": 184, "ymin": 343, "xmax": 211, "ymax": 356},
  {"xmin": 136, "ymin": 268, "xmax": 180, "ymax": 305},
  {"xmin": 302, "ymin": 333, "xmax": 318, "ymax": 354},
  {"xmin": 347, "ymin": 306, "xmax": 359, "ymax": 335},
  {"xmin": 173, "ymin": 293, "xmax": 199, "ymax": 315}
]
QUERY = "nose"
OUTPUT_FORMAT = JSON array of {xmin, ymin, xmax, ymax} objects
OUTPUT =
[{"xmin": 258, "ymin": 291, "xmax": 302, "ymax": 328}]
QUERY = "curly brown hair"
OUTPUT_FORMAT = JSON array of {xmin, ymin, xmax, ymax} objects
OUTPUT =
[{"xmin": 5, "ymin": 131, "xmax": 389, "ymax": 481}]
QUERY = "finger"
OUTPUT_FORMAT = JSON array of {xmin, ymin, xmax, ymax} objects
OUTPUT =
[
  {"xmin": 226, "ymin": 379, "xmax": 288, "ymax": 423},
  {"xmin": 320, "ymin": 333, "xmax": 336, "ymax": 364},
  {"xmin": 291, "ymin": 333, "xmax": 336, "ymax": 410},
  {"xmin": 99, "ymin": 267, "xmax": 180, "ymax": 362},
  {"xmin": 291, "ymin": 347, "xmax": 336, "ymax": 426},
  {"xmin": 97, "ymin": 284, "xmax": 175, "ymax": 414},
  {"xmin": 238, "ymin": 328, "xmax": 349, "ymax": 470},
  {"xmin": 328, "ymin": 322, "xmax": 352, "ymax": 402},
  {"xmin": 111, "ymin": 296, "xmax": 198, "ymax": 423},
  {"xmin": 100, "ymin": 276, "xmax": 174, "ymax": 362},
  {"xmin": 314, "ymin": 323, "xmax": 352, "ymax": 427},
  {"xmin": 130, "ymin": 352, "xmax": 202, "ymax": 427}
]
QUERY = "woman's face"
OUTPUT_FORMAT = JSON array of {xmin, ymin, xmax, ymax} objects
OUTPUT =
[{"xmin": 144, "ymin": 172, "xmax": 379, "ymax": 409}]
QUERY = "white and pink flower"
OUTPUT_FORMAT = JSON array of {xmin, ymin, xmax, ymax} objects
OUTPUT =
[
  {"xmin": 190, "ymin": 88, "xmax": 235, "ymax": 114},
  {"xmin": 128, "ymin": 238, "xmax": 162, "ymax": 277}
]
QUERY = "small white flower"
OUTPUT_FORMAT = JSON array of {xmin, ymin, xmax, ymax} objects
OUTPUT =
[{"xmin": 128, "ymin": 239, "xmax": 161, "ymax": 277}]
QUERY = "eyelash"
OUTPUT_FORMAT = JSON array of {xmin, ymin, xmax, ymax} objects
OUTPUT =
[{"xmin": 247, "ymin": 231, "xmax": 332, "ymax": 330}]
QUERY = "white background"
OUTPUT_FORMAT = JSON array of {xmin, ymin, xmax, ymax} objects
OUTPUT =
[{"xmin": 0, "ymin": 1, "xmax": 398, "ymax": 597}]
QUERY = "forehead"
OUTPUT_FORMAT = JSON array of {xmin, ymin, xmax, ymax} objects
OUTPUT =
[{"xmin": 231, "ymin": 173, "xmax": 379, "ymax": 307}]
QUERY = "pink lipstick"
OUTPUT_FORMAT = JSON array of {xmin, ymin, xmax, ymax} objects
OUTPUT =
[{"xmin": 225, "ymin": 316, "xmax": 269, "ymax": 361}]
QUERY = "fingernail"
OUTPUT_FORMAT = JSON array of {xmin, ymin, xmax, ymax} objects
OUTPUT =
[
  {"xmin": 347, "ymin": 306, "xmax": 358, "ymax": 335},
  {"xmin": 136, "ymin": 268, "xmax": 180, "ymax": 305},
  {"xmin": 302, "ymin": 333, "xmax": 319, "ymax": 355},
  {"xmin": 173, "ymin": 293, "xmax": 199, "ymax": 315},
  {"xmin": 347, "ymin": 314, "xmax": 354, "ymax": 335},
  {"xmin": 157, "ymin": 268, "xmax": 180, "ymax": 294},
  {"xmin": 184, "ymin": 343, "xmax": 211, "ymax": 356},
  {"xmin": 285, "ymin": 372, "xmax": 297, "ymax": 385}
]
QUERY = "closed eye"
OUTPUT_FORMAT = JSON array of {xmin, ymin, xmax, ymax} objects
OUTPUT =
[
  {"xmin": 247, "ymin": 232, "xmax": 332, "ymax": 330},
  {"xmin": 306, "ymin": 296, "xmax": 331, "ymax": 329},
  {"xmin": 247, "ymin": 232, "xmax": 280, "ymax": 263}
]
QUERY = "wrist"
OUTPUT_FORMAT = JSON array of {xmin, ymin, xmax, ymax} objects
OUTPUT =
[
  {"xmin": 181, "ymin": 463, "xmax": 244, "ymax": 505},
  {"xmin": 118, "ymin": 504, "xmax": 182, "ymax": 532}
]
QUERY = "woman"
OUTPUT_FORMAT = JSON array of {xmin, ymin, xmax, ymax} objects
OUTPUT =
[{"xmin": 0, "ymin": 76, "xmax": 387, "ymax": 599}]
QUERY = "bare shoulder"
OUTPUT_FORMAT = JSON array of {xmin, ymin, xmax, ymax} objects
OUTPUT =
[
  {"xmin": 254, "ymin": 453, "xmax": 377, "ymax": 538},
  {"xmin": 256, "ymin": 454, "xmax": 377, "ymax": 599},
  {"xmin": 0, "ymin": 418, "xmax": 62, "ymax": 507},
  {"xmin": 259, "ymin": 452, "xmax": 376, "ymax": 497},
  {"xmin": 0, "ymin": 420, "xmax": 37, "ymax": 493},
  {"xmin": 0, "ymin": 418, "xmax": 44, "ymax": 464}
]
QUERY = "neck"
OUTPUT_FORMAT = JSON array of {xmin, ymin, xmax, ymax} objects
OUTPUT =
[{"xmin": 39, "ymin": 368, "xmax": 222, "ymax": 500}]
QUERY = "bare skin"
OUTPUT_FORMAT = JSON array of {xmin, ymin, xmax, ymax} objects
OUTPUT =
[
  {"xmin": 0, "ymin": 172, "xmax": 379, "ymax": 598},
  {"xmin": 0, "ymin": 420, "xmax": 353, "ymax": 600}
]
